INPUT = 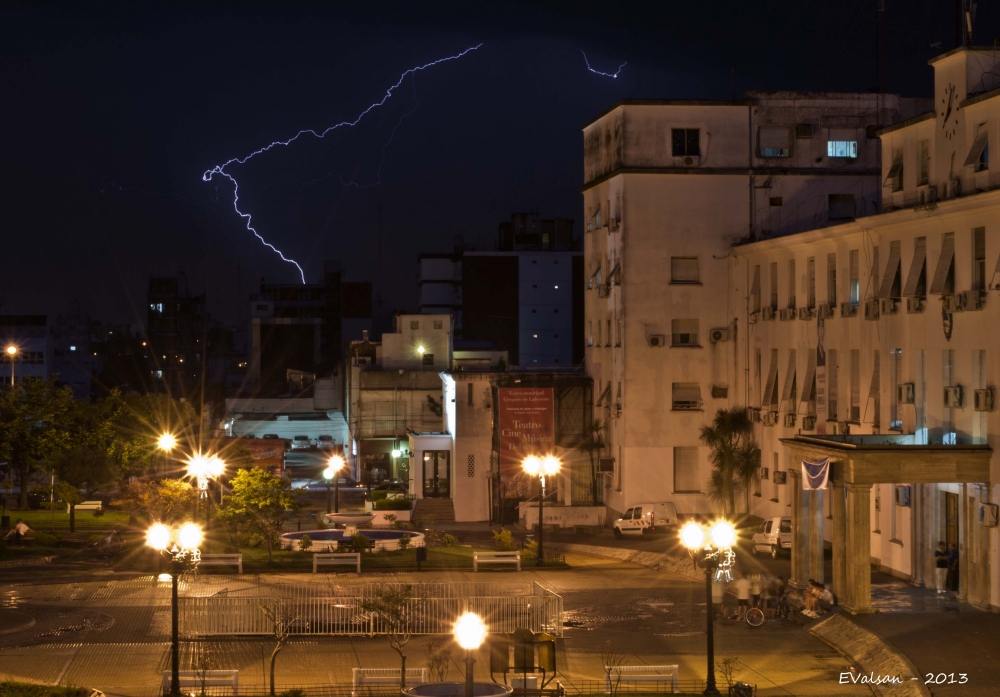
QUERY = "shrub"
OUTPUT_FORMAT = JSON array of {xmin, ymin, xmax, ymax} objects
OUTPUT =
[
  {"xmin": 298, "ymin": 534, "xmax": 312, "ymax": 551},
  {"xmin": 521, "ymin": 539, "xmax": 538, "ymax": 559},
  {"xmin": 279, "ymin": 690, "xmax": 307, "ymax": 697},
  {"xmin": 424, "ymin": 529, "xmax": 443, "ymax": 547},
  {"xmin": 493, "ymin": 527, "xmax": 515, "ymax": 551},
  {"xmin": 35, "ymin": 532, "xmax": 58, "ymax": 547},
  {"xmin": 350, "ymin": 534, "xmax": 371, "ymax": 553},
  {"xmin": 441, "ymin": 533, "xmax": 458, "ymax": 547},
  {"xmin": 374, "ymin": 497, "xmax": 411, "ymax": 511},
  {"xmin": 368, "ymin": 490, "xmax": 389, "ymax": 502},
  {"xmin": 382, "ymin": 513, "xmax": 398, "ymax": 526},
  {"xmin": 398, "ymin": 533, "xmax": 412, "ymax": 550},
  {"xmin": 92, "ymin": 508, "xmax": 105, "ymax": 518}
]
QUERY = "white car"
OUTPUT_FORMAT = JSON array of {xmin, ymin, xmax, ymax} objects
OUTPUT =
[
  {"xmin": 613, "ymin": 502, "xmax": 678, "ymax": 538},
  {"xmin": 751, "ymin": 516, "xmax": 792, "ymax": 558},
  {"xmin": 291, "ymin": 435, "xmax": 312, "ymax": 449}
]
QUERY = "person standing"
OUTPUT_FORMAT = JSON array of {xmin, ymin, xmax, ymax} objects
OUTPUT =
[
  {"xmin": 734, "ymin": 571, "xmax": 751, "ymax": 620},
  {"xmin": 947, "ymin": 543, "xmax": 960, "ymax": 591},
  {"xmin": 934, "ymin": 542, "xmax": 949, "ymax": 594},
  {"xmin": 750, "ymin": 572, "xmax": 762, "ymax": 608}
]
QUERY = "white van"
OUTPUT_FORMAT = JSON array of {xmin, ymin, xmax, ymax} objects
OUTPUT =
[
  {"xmin": 613, "ymin": 503, "xmax": 678, "ymax": 538},
  {"xmin": 751, "ymin": 516, "xmax": 792, "ymax": 558}
]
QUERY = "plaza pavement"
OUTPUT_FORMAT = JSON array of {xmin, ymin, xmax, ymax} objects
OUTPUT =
[{"xmin": 0, "ymin": 551, "xmax": 868, "ymax": 696}]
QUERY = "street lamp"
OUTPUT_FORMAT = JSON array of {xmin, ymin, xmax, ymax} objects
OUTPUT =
[
  {"xmin": 523, "ymin": 454, "xmax": 560, "ymax": 566},
  {"xmin": 157, "ymin": 433, "xmax": 177, "ymax": 477},
  {"xmin": 147, "ymin": 521, "xmax": 203, "ymax": 697},
  {"xmin": 5, "ymin": 345, "xmax": 17, "ymax": 386},
  {"xmin": 680, "ymin": 519, "xmax": 737, "ymax": 696},
  {"xmin": 323, "ymin": 455, "xmax": 345, "ymax": 514},
  {"xmin": 187, "ymin": 454, "xmax": 225, "ymax": 530},
  {"xmin": 454, "ymin": 611, "xmax": 487, "ymax": 697}
]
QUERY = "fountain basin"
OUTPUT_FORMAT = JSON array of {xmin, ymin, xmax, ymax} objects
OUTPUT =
[
  {"xmin": 280, "ymin": 529, "xmax": 425, "ymax": 551},
  {"xmin": 403, "ymin": 683, "xmax": 513, "ymax": 697},
  {"xmin": 324, "ymin": 512, "xmax": 376, "ymax": 526}
]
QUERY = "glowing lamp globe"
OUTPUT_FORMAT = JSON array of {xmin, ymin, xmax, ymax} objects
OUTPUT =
[
  {"xmin": 522, "ymin": 455, "xmax": 541, "ymax": 477},
  {"xmin": 454, "ymin": 611, "xmax": 487, "ymax": 650},
  {"xmin": 177, "ymin": 522, "xmax": 203, "ymax": 550},
  {"xmin": 322, "ymin": 467, "xmax": 336, "ymax": 481},
  {"xmin": 328, "ymin": 455, "xmax": 345, "ymax": 472},
  {"xmin": 208, "ymin": 456, "xmax": 225, "ymax": 478},
  {"xmin": 5, "ymin": 346, "xmax": 16, "ymax": 356},
  {"xmin": 709, "ymin": 520, "xmax": 736, "ymax": 550},
  {"xmin": 391, "ymin": 449, "xmax": 401, "ymax": 458},
  {"xmin": 680, "ymin": 521, "xmax": 706, "ymax": 551},
  {"xmin": 541, "ymin": 455, "xmax": 560, "ymax": 476},
  {"xmin": 157, "ymin": 433, "xmax": 176, "ymax": 452},
  {"xmin": 146, "ymin": 523, "xmax": 171, "ymax": 551},
  {"xmin": 186, "ymin": 455, "xmax": 209, "ymax": 479}
]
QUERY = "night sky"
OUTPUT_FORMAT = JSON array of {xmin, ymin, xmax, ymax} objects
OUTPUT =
[{"xmin": 1, "ymin": 1, "xmax": 990, "ymax": 330}]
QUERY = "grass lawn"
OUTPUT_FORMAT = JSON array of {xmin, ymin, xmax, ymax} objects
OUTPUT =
[
  {"xmin": 0, "ymin": 683, "xmax": 88, "ymax": 697},
  {"xmin": 6, "ymin": 509, "xmax": 131, "ymax": 531}
]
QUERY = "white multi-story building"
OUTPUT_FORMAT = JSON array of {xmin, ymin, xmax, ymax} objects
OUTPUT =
[{"xmin": 0, "ymin": 315, "xmax": 50, "ymax": 384}]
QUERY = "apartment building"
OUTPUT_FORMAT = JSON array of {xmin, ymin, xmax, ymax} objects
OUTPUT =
[
  {"xmin": 0, "ymin": 315, "xmax": 50, "ymax": 384},
  {"xmin": 147, "ymin": 276, "xmax": 206, "ymax": 395}
]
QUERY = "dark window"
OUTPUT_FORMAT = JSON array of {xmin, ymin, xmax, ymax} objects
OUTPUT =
[
  {"xmin": 829, "ymin": 194, "xmax": 856, "ymax": 220},
  {"xmin": 672, "ymin": 128, "xmax": 700, "ymax": 157},
  {"xmin": 770, "ymin": 197, "xmax": 783, "ymax": 207},
  {"xmin": 422, "ymin": 353, "xmax": 434, "ymax": 365}
]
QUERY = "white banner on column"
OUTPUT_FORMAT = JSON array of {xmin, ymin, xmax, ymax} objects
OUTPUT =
[{"xmin": 802, "ymin": 457, "xmax": 830, "ymax": 490}]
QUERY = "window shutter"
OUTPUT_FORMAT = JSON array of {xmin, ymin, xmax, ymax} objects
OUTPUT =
[
  {"xmin": 799, "ymin": 350, "xmax": 817, "ymax": 414},
  {"xmin": 763, "ymin": 349, "xmax": 779, "ymax": 408},
  {"xmin": 903, "ymin": 237, "xmax": 927, "ymax": 297},
  {"xmin": 781, "ymin": 349, "xmax": 797, "ymax": 409},
  {"xmin": 929, "ymin": 233, "xmax": 955, "ymax": 294},
  {"xmin": 877, "ymin": 241, "xmax": 902, "ymax": 298},
  {"xmin": 671, "ymin": 257, "xmax": 700, "ymax": 283},
  {"xmin": 673, "ymin": 447, "xmax": 700, "ymax": 493}
]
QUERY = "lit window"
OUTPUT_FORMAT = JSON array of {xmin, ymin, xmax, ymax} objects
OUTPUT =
[
  {"xmin": 827, "ymin": 141, "xmax": 858, "ymax": 158},
  {"xmin": 69, "ymin": 346, "xmax": 76, "ymax": 351},
  {"xmin": 533, "ymin": 334, "xmax": 538, "ymax": 338},
  {"xmin": 554, "ymin": 285, "xmax": 559, "ymax": 289}
]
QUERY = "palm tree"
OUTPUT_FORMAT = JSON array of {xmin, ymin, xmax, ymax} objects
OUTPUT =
[
  {"xmin": 699, "ymin": 408, "xmax": 754, "ymax": 517},
  {"xmin": 734, "ymin": 441, "xmax": 762, "ymax": 515}
]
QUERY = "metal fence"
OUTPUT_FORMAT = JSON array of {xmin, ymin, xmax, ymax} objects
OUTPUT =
[{"xmin": 180, "ymin": 581, "xmax": 562, "ymax": 638}]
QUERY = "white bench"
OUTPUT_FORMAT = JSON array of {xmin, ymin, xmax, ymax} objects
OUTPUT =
[
  {"xmin": 199, "ymin": 553, "xmax": 243, "ymax": 573},
  {"xmin": 313, "ymin": 552, "xmax": 361, "ymax": 573},
  {"xmin": 162, "ymin": 670, "xmax": 239, "ymax": 696},
  {"xmin": 473, "ymin": 550, "xmax": 521, "ymax": 571},
  {"xmin": 604, "ymin": 665, "xmax": 679, "ymax": 694},
  {"xmin": 68, "ymin": 500, "xmax": 102, "ymax": 513},
  {"xmin": 351, "ymin": 668, "xmax": 427, "ymax": 697}
]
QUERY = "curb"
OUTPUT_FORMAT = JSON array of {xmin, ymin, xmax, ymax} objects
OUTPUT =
[
  {"xmin": 0, "ymin": 555, "xmax": 55, "ymax": 569},
  {"xmin": 808, "ymin": 613, "xmax": 930, "ymax": 697}
]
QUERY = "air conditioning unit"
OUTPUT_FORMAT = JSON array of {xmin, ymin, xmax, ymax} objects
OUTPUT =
[
  {"xmin": 798, "ymin": 307, "xmax": 816, "ymax": 320},
  {"xmin": 897, "ymin": 383, "xmax": 915, "ymax": 404},
  {"xmin": 879, "ymin": 297, "xmax": 899, "ymax": 315},
  {"xmin": 673, "ymin": 155, "xmax": 701, "ymax": 167},
  {"xmin": 802, "ymin": 415, "xmax": 816, "ymax": 431},
  {"xmin": 598, "ymin": 457, "xmax": 615, "ymax": 473},
  {"xmin": 942, "ymin": 295, "xmax": 961, "ymax": 312},
  {"xmin": 840, "ymin": 302, "xmax": 858, "ymax": 318},
  {"xmin": 709, "ymin": 327, "xmax": 730, "ymax": 343},
  {"xmin": 895, "ymin": 485, "xmax": 911, "ymax": 507},
  {"xmin": 647, "ymin": 334, "xmax": 666, "ymax": 348},
  {"xmin": 917, "ymin": 186, "xmax": 939, "ymax": 204},
  {"xmin": 906, "ymin": 297, "xmax": 925, "ymax": 314},
  {"xmin": 711, "ymin": 385, "xmax": 729, "ymax": 398},
  {"xmin": 979, "ymin": 503, "xmax": 999, "ymax": 527},
  {"xmin": 598, "ymin": 284, "xmax": 610, "ymax": 298},
  {"xmin": 762, "ymin": 307, "xmax": 776, "ymax": 321},
  {"xmin": 818, "ymin": 304, "xmax": 836, "ymax": 319},
  {"xmin": 864, "ymin": 298, "xmax": 880, "ymax": 320},
  {"xmin": 779, "ymin": 308, "xmax": 796, "ymax": 321},
  {"xmin": 960, "ymin": 290, "xmax": 986, "ymax": 311},
  {"xmin": 762, "ymin": 411, "xmax": 779, "ymax": 427},
  {"xmin": 748, "ymin": 407, "xmax": 762, "ymax": 423},
  {"xmin": 944, "ymin": 385, "xmax": 964, "ymax": 408},
  {"xmin": 974, "ymin": 388, "xmax": 995, "ymax": 412},
  {"xmin": 783, "ymin": 413, "xmax": 797, "ymax": 427},
  {"xmin": 943, "ymin": 178, "xmax": 961, "ymax": 199},
  {"xmin": 773, "ymin": 471, "xmax": 787, "ymax": 485}
]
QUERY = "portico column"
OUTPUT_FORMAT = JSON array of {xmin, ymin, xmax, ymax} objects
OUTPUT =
[
  {"xmin": 789, "ymin": 468, "xmax": 808, "ymax": 589},
  {"xmin": 831, "ymin": 481, "xmax": 847, "ymax": 601},
  {"xmin": 959, "ymin": 484, "xmax": 970, "ymax": 603},
  {"xmin": 843, "ymin": 483, "xmax": 873, "ymax": 614},
  {"xmin": 809, "ymin": 488, "xmax": 825, "ymax": 584}
]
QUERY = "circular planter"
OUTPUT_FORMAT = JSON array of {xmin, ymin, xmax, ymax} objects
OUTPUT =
[{"xmin": 403, "ymin": 683, "xmax": 514, "ymax": 697}]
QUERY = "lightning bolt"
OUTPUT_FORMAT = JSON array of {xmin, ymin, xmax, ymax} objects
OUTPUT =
[
  {"xmin": 203, "ymin": 43, "xmax": 484, "ymax": 283},
  {"xmin": 581, "ymin": 50, "xmax": 627, "ymax": 79}
]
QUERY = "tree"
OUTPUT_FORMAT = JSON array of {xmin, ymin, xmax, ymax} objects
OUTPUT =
[
  {"xmin": 577, "ymin": 419, "xmax": 606, "ymax": 504},
  {"xmin": 112, "ymin": 478, "xmax": 197, "ymax": 524},
  {"xmin": 699, "ymin": 408, "xmax": 755, "ymax": 518},
  {"xmin": 53, "ymin": 443, "xmax": 118, "ymax": 531},
  {"xmin": 734, "ymin": 442, "xmax": 762, "ymax": 516},
  {"xmin": 361, "ymin": 583, "xmax": 416, "ymax": 689},
  {"xmin": 257, "ymin": 599, "xmax": 299, "ymax": 696},
  {"xmin": 0, "ymin": 378, "xmax": 75, "ymax": 509},
  {"xmin": 217, "ymin": 468, "xmax": 300, "ymax": 562}
]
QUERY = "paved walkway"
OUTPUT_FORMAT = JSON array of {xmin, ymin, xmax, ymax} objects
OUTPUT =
[{"xmin": 0, "ymin": 551, "xmax": 866, "ymax": 696}]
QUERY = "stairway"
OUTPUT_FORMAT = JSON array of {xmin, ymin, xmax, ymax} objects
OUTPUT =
[{"xmin": 413, "ymin": 497, "xmax": 456, "ymax": 524}]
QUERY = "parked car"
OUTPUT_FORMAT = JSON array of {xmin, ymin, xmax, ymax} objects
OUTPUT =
[
  {"xmin": 317, "ymin": 435, "xmax": 336, "ymax": 449},
  {"xmin": 262, "ymin": 433, "xmax": 280, "ymax": 440},
  {"xmin": 241, "ymin": 434, "xmax": 256, "ymax": 439},
  {"xmin": 613, "ymin": 502, "xmax": 678, "ymax": 538},
  {"xmin": 751, "ymin": 516, "xmax": 792, "ymax": 558},
  {"xmin": 291, "ymin": 435, "xmax": 312, "ymax": 449}
]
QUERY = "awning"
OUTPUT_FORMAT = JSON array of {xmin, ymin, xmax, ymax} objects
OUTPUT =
[
  {"xmin": 964, "ymin": 130, "xmax": 989, "ymax": 167},
  {"xmin": 902, "ymin": 237, "xmax": 927, "ymax": 297},
  {"xmin": 876, "ymin": 241, "xmax": 901, "ymax": 298},
  {"xmin": 883, "ymin": 151, "xmax": 903, "ymax": 187},
  {"xmin": 762, "ymin": 350, "xmax": 779, "ymax": 408},
  {"xmin": 596, "ymin": 381, "xmax": 611, "ymax": 407},
  {"xmin": 798, "ymin": 350, "xmax": 817, "ymax": 414},
  {"xmin": 672, "ymin": 383, "xmax": 702, "ymax": 405},
  {"xmin": 608, "ymin": 261, "xmax": 621, "ymax": 285},
  {"xmin": 929, "ymin": 233, "xmax": 955, "ymax": 295},
  {"xmin": 781, "ymin": 349, "xmax": 797, "ymax": 410}
]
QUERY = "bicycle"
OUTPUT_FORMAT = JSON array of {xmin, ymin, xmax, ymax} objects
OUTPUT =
[{"xmin": 745, "ymin": 597, "xmax": 765, "ymax": 627}]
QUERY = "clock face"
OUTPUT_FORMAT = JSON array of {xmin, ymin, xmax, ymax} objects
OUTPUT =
[{"xmin": 941, "ymin": 82, "xmax": 959, "ymax": 140}]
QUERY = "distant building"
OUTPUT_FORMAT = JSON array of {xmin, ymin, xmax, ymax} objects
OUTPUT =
[
  {"xmin": 0, "ymin": 315, "xmax": 50, "ymax": 384},
  {"xmin": 146, "ymin": 276, "xmax": 207, "ymax": 395},
  {"xmin": 52, "ymin": 313, "xmax": 100, "ymax": 399},
  {"xmin": 249, "ymin": 260, "xmax": 372, "ymax": 394},
  {"xmin": 418, "ymin": 212, "xmax": 583, "ymax": 368}
]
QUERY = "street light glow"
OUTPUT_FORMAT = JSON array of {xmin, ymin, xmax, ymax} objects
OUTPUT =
[
  {"xmin": 454, "ymin": 611, "xmax": 487, "ymax": 650},
  {"xmin": 541, "ymin": 455, "xmax": 560, "ymax": 476},
  {"xmin": 709, "ymin": 520, "xmax": 736, "ymax": 549},
  {"xmin": 207, "ymin": 456, "xmax": 225, "ymax": 477},
  {"xmin": 391, "ymin": 449, "xmax": 401, "ymax": 458},
  {"xmin": 157, "ymin": 433, "xmax": 177, "ymax": 452},
  {"xmin": 146, "ymin": 523, "xmax": 171, "ymax": 551},
  {"xmin": 186, "ymin": 455, "xmax": 209, "ymax": 479},
  {"xmin": 680, "ymin": 521, "xmax": 706, "ymax": 550},
  {"xmin": 177, "ymin": 522, "xmax": 203, "ymax": 550},
  {"xmin": 417, "ymin": 345, "xmax": 425, "ymax": 355},
  {"xmin": 5, "ymin": 345, "xmax": 16, "ymax": 356},
  {"xmin": 522, "ymin": 455, "xmax": 541, "ymax": 476}
]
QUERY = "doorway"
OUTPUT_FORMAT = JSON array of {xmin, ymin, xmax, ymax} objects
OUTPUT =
[
  {"xmin": 422, "ymin": 451, "xmax": 450, "ymax": 498},
  {"xmin": 944, "ymin": 491, "xmax": 959, "ymax": 547}
]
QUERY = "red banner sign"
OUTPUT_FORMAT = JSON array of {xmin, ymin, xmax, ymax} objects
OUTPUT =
[{"xmin": 498, "ymin": 387, "xmax": 554, "ymax": 489}]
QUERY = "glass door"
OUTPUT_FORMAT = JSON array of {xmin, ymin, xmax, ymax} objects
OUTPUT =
[{"xmin": 422, "ymin": 451, "xmax": 450, "ymax": 497}]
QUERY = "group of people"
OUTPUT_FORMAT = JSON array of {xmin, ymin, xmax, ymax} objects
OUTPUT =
[
  {"xmin": 713, "ymin": 570, "xmax": 789, "ymax": 620},
  {"xmin": 934, "ymin": 541, "xmax": 960, "ymax": 593},
  {"xmin": 802, "ymin": 579, "xmax": 836, "ymax": 618}
]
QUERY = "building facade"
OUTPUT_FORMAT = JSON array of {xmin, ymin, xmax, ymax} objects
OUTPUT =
[
  {"xmin": 0, "ymin": 315, "xmax": 50, "ymax": 384},
  {"xmin": 147, "ymin": 276, "xmax": 207, "ymax": 395}
]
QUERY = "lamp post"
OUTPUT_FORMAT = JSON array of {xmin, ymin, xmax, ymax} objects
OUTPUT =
[
  {"xmin": 5, "ymin": 345, "xmax": 17, "ymax": 386},
  {"xmin": 680, "ymin": 519, "xmax": 737, "ymax": 696},
  {"xmin": 323, "ymin": 455, "xmax": 345, "ymax": 514},
  {"xmin": 522, "ymin": 455, "xmax": 560, "ymax": 566},
  {"xmin": 147, "ymin": 521, "xmax": 203, "ymax": 697},
  {"xmin": 186, "ymin": 454, "xmax": 225, "ymax": 532},
  {"xmin": 454, "ymin": 611, "xmax": 487, "ymax": 697}
]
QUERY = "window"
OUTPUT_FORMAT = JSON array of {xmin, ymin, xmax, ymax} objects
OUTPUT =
[
  {"xmin": 772, "ymin": 453, "xmax": 780, "ymax": 501},
  {"xmin": 973, "ymin": 227, "xmax": 986, "ymax": 290},
  {"xmin": 975, "ymin": 349, "xmax": 987, "ymax": 444},
  {"xmin": 827, "ymin": 253, "xmax": 837, "ymax": 305},
  {"xmin": 605, "ymin": 319, "xmax": 611, "ymax": 347},
  {"xmin": 769, "ymin": 262, "xmax": 778, "ymax": 308},
  {"xmin": 877, "ymin": 240, "xmax": 902, "ymax": 299},
  {"xmin": 781, "ymin": 349, "xmax": 797, "ymax": 411},
  {"xmin": 892, "ymin": 485, "xmax": 905, "ymax": 542},
  {"xmin": 671, "ymin": 319, "xmax": 699, "ymax": 347},
  {"xmin": 754, "ymin": 476, "xmax": 762, "ymax": 497},
  {"xmin": 256, "ymin": 303, "xmax": 268, "ymax": 311},
  {"xmin": 903, "ymin": 237, "xmax": 927, "ymax": 297},
  {"xmin": 770, "ymin": 197, "xmax": 783, "ymax": 206},
  {"xmin": 410, "ymin": 321, "xmax": 419, "ymax": 330},
  {"xmin": 759, "ymin": 126, "xmax": 791, "ymax": 157},
  {"xmin": 918, "ymin": 140, "xmax": 930, "ymax": 185},
  {"xmin": 787, "ymin": 259, "xmax": 796, "ymax": 308},
  {"xmin": 673, "ymin": 447, "xmax": 700, "ymax": 493},
  {"xmin": 762, "ymin": 348, "xmax": 779, "ymax": 409},
  {"xmin": 671, "ymin": 128, "xmax": 700, "ymax": 157},
  {"xmin": 943, "ymin": 349, "xmax": 956, "ymax": 444},
  {"xmin": 751, "ymin": 265, "xmax": 761, "ymax": 311},
  {"xmin": 827, "ymin": 140, "xmax": 858, "ymax": 158},
  {"xmin": 890, "ymin": 349, "xmax": 903, "ymax": 430},
  {"xmin": 887, "ymin": 148, "xmax": 904, "ymax": 191},
  {"xmin": 670, "ymin": 257, "xmax": 700, "ymax": 283},
  {"xmin": 930, "ymin": 232, "xmax": 955, "ymax": 295},
  {"xmin": 850, "ymin": 349, "xmax": 861, "ymax": 421},
  {"xmin": 672, "ymin": 383, "xmax": 703, "ymax": 410},
  {"xmin": 829, "ymin": 194, "xmax": 856, "ymax": 220},
  {"xmin": 965, "ymin": 123, "xmax": 989, "ymax": 172},
  {"xmin": 807, "ymin": 257, "xmax": 816, "ymax": 308},
  {"xmin": 422, "ymin": 353, "xmax": 434, "ymax": 366},
  {"xmin": 849, "ymin": 249, "xmax": 860, "ymax": 305},
  {"xmin": 615, "ymin": 319, "xmax": 623, "ymax": 347},
  {"xmin": 468, "ymin": 383, "xmax": 474, "ymax": 406},
  {"xmin": 867, "ymin": 350, "xmax": 881, "ymax": 427},
  {"xmin": 828, "ymin": 349, "xmax": 839, "ymax": 420},
  {"xmin": 874, "ymin": 487, "xmax": 881, "ymax": 533},
  {"xmin": 433, "ymin": 320, "xmax": 443, "ymax": 329}
]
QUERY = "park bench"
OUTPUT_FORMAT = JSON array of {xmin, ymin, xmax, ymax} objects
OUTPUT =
[
  {"xmin": 313, "ymin": 552, "xmax": 361, "ymax": 573},
  {"xmin": 351, "ymin": 668, "xmax": 426, "ymax": 697},
  {"xmin": 161, "ymin": 670, "xmax": 239, "ymax": 696},
  {"xmin": 473, "ymin": 550, "xmax": 521, "ymax": 571},
  {"xmin": 604, "ymin": 665, "xmax": 679, "ymax": 694},
  {"xmin": 199, "ymin": 553, "xmax": 243, "ymax": 573},
  {"xmin": 68, "ymin": 500, "xmax": 102, "ymax": 513}
]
